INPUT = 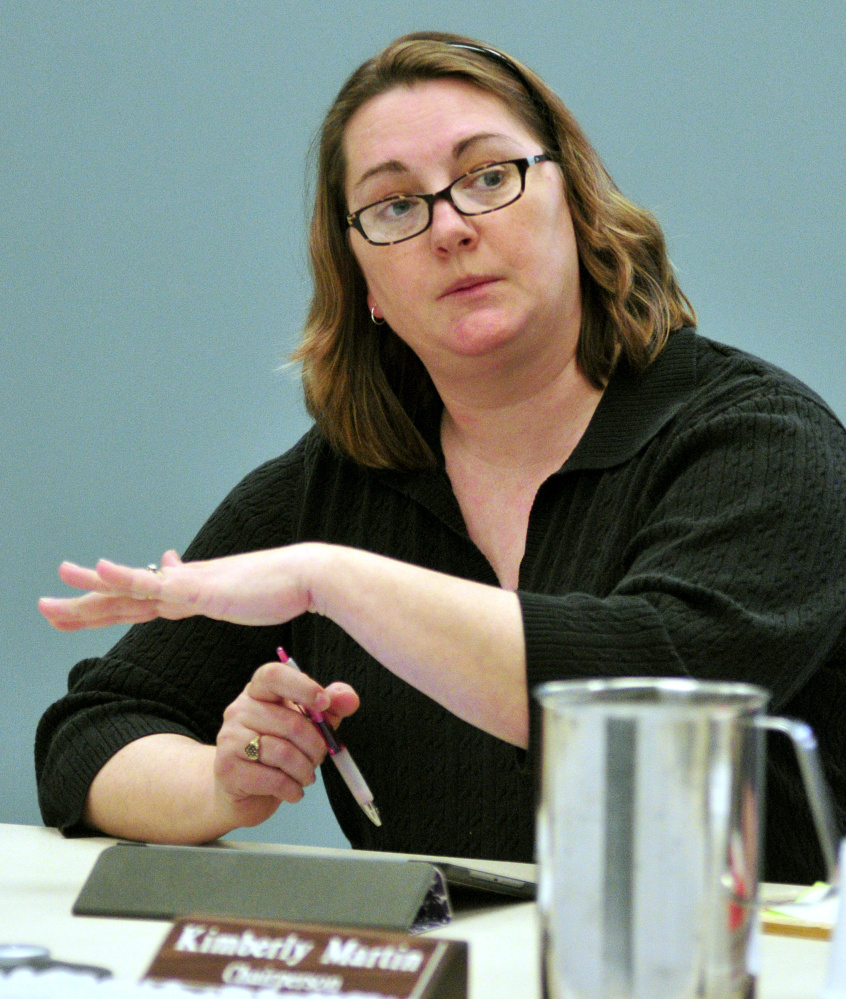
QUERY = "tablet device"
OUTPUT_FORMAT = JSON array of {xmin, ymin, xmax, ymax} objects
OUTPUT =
[{"xmin": 437, "ymin": 862, "xmax": 537, "ymax": 900}]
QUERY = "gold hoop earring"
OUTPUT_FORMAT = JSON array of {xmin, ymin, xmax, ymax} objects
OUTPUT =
[{"xmin": 370, "ymin": 306, "xmax": 385, "ymax": 326}]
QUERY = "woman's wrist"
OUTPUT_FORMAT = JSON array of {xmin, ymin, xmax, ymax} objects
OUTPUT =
[{"xmin": 292, "ymin": 542, "xmax": 356, "ymax": 620}]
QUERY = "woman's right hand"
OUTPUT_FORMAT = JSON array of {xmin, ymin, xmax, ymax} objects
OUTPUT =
[{"xmin": 212, "ymin": 659, "xmax": 360, "ymax": 827}]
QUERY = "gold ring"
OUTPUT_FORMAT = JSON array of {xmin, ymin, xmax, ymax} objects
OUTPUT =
[{"xmin": 244, "ymin": 735, "xmax": 261, "ymax": 762}]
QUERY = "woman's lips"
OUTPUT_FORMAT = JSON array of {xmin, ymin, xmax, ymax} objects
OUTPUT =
[{"xmin": 438, "ymin": 275, "xmax": 500, "ymax": 299}]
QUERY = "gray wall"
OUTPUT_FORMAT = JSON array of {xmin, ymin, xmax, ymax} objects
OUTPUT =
[{"xmin": 2, "ymin": 1, "xmax": 844, "ymax": 846}]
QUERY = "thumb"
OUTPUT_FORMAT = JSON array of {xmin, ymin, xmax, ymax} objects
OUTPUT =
[
  {"xmin": 160, "ymin": 549, "xmax": 183, "ymax": 568},
  {"xmin": 323, "ymin": 682, "xmax": 360, "ymax": 727}
]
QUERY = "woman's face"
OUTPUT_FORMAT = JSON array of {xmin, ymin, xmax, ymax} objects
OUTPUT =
[{"xmin": 343, "ymin": 78, "xmax": 582, "ymax": 385}]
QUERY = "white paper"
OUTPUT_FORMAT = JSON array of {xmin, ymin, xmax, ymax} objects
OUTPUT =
[
  {"xmin": 764, "ymin": 881, "xmax": 839, "ymax": 928},
  {"xmin": 0, "ymin": 967, "xmax": 400, "ymax": 999}
]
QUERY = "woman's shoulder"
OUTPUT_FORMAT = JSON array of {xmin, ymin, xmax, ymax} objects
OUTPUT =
[
  {"xmin": 577, "ymin": 330, "xmax": 845, "ymax": 472},
  {"xmin": 664, "ymin": 329, "xmax": 845, "ymax": 435}
]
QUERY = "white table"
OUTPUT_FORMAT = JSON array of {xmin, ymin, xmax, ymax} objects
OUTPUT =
[{"xmin": 0, "ymin": 823, "xmax": 832, "ymax": 998}]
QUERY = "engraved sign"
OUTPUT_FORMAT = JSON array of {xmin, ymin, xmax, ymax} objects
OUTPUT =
[{"xmin": 145, "ymin": 915, "xmax": 467, "ymax": 998}]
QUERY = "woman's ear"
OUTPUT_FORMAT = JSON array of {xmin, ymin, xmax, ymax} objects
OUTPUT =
[{"xmin": 366, "ymin": 292, "xmax": 383, "ymax": 321}]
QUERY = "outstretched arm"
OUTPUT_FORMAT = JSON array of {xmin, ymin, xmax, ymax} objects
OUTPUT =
[{"xmin": 39, "ymin": 542, "xmax": 529, "ymax": 748}]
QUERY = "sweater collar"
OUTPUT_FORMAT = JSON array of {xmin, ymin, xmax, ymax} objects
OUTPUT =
[
  {"xmin": 377, "ymin": 328, "xmax": 699, "ymax": 525},
  {"xmin": 561, "ymin": 327, "xmax": 698, "ymax": 471}
]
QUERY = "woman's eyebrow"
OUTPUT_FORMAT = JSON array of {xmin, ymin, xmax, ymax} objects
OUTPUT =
[
  {"xmin": 453, "ymin": 131, "xmax": 515, "ymax": 158},
  {"xmin": 352, "ymin": 159, "xmax": 408, "ymax": 191},
  {"xmin": 352, "ymin": 133, "xmax": 519, "ymax": 192}
]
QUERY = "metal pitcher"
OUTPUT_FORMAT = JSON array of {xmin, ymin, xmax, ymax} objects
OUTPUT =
[{"xmin": 535, "ymin": 677, "xmax": 839, "ymax": 999}]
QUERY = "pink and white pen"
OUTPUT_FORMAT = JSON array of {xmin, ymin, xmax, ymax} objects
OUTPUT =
[{"xmin": 277, "ymin": 647, "xmax": 381, "ymax": 827}]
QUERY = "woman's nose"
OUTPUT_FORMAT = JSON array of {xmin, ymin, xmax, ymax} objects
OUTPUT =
[{"xmin": 428, "ymin": 198, "xmax": 478, "ymax": 253}]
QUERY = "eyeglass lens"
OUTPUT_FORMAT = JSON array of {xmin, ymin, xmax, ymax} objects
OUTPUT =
[{"xmin": 358, "ymin": 160, "xmax": 526, "ymax": 244}]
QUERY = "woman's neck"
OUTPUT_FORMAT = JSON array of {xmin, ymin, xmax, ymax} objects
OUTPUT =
[{"xmin": 438, "ymin": 349, "xmax": 604, "ymax": 475}]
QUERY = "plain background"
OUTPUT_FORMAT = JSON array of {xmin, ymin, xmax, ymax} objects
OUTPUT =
[{"xmin": 2, "ymin": 1, "xmax": 844, "ymax": 847}]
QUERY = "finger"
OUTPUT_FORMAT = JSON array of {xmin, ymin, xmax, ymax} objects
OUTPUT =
[
  {"xmin": 223, "ymin": 695, "xmax": 327, "ymax": 765},
  {"xmin": 217, "ymin": 728, "xmax": 316, "ymax": 803},
  {"xmin": 159, "ymin": 549, "xmax": 183, "ymax": 568},
  {"xmin": 246, "ymin": 734, "xmax": 318, "ymax": 788},
  {"xmin": 221, "ymin": 758, "xmax": 309, "ymax": 805},
  {"xmin": 95, "ymin": 559, "xmax": 164, "ymax": 598},
  {"xmin": 57, "ymin": 559, "xmax": 165, "ymax": 600},
  {"xmin": 248, "ymin": 661, "xmax": 331, "ymax": 713},
  {"xmin": 38, "ymin": 594, "xmax": 161, "ymax": 630},
  {"xmin": 57, "ymin": 562, "xmax": 115, "ymax": 594}
]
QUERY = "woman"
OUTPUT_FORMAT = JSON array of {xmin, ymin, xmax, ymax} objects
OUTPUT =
[{"xmin": 37, "ymin": 32, "xmax": 846, "ymax": 883}]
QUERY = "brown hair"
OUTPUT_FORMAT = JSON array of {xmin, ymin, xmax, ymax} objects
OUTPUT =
[{"xmin": 292, "ymin": 31, "xmax": 696, "ymax": 469}]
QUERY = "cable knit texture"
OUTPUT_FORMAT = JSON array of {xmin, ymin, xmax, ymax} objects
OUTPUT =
[{"xmin": 35, "ymin": 330, "xmax": 846, "ymax": 883}]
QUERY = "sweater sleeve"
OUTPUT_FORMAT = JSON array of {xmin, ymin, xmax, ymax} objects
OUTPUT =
[
  {"xmin": 520, "ymin": 386, "xmax": 846, "ymax": 731},
  {"xmin": 35, "ymin": 439, "xmax": 311, "ymax": 835}
]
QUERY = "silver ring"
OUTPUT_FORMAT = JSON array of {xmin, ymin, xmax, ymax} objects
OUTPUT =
[{"xmin": 146, "ymin": 563, "xmax": 160, "ymax": 573}]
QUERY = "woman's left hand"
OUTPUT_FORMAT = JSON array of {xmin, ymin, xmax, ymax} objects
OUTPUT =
[{"xmin": 38, "ymin": 545, "xmax": 321, "ymax": 631}]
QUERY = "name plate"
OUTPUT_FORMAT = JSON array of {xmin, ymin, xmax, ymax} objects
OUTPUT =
[{"xmin": 144, "ymin": 915, "xmax": 467, "ymax": 998}]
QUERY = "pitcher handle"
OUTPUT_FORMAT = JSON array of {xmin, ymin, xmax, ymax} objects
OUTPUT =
[{"xmin": 757, "ymin": 715, "xmax": 840, "ymax": 884}]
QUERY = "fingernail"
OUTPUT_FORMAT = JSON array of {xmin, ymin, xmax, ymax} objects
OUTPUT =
[{"xmin": 314, "ymin": 691, "xmax": 331, "ymax": 712}]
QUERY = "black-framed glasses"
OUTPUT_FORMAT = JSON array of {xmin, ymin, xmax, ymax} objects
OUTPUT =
[{"xmin": 346, "ymin": 154, "xmax": 555, "ymax": 246}]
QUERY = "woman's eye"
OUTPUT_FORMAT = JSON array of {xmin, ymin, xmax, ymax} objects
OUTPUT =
[
  {"xmin": 375, "ymin": 197, "xmax": 416, "ymax": 221},
  {"xmin": 470, "ymin": 167, "xmax": 506, "ymax": 190}
]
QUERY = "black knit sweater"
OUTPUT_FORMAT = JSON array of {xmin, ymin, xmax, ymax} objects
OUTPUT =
[{"xmin": 36, "ymin": 330, "xmax": 846, "ymax": 883}]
